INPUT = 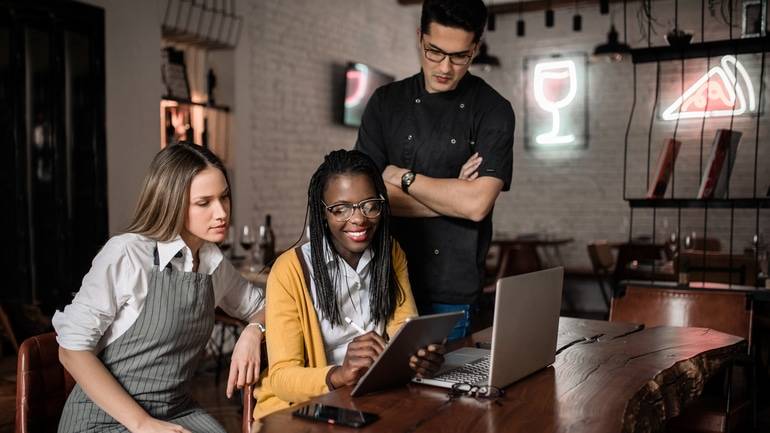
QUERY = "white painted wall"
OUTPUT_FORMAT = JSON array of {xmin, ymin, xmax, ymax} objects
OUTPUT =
[{"xmin": 79, "ymin": 0, "xmax": 162, "ymax": 234}]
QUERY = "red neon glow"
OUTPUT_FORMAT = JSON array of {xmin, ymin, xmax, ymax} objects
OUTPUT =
[
  {"xmin": 662, "ymin": 56, "xmax": 756, "ymax": 120},
  {"xmin": 345, "ymin": 67, "xmax": 369, "ymax": 108},
  {"xmin": 680, "ymin": 77, "xmax": 735, "ymax": 112}
]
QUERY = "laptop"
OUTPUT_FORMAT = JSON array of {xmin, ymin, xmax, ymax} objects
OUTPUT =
[{"xmin": 412, "ymin": 267, "xmax": 563, "ymax": 389}]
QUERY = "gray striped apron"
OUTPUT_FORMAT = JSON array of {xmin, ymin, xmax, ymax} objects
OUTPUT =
[{"xmin": 58, "ymin": 246, "xmax": 227, "ymax": 433}]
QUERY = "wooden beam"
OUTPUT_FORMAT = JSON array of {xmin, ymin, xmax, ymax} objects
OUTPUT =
[{"xmin": 398, "ymin": 0, "xmax": 630, "ymax": 14}]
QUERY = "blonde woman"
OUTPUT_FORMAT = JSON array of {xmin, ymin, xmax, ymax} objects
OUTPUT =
[{"xmin": 53, "ymin": 143, "xmax": 265, "ymax": 433}]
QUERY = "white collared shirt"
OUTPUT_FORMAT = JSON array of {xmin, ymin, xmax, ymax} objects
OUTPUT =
[
  {"xmin": 52, "ymin": 233, "xmax": 264, "ymax": 352},
  {"xmin": 300, "ymin": 241, "xmax": 384, "ymax": 366}
]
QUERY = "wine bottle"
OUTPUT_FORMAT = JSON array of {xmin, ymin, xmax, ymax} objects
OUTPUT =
[{"xmin": 259, "ymin": 214, "xmax": 277, "ymax": 265}]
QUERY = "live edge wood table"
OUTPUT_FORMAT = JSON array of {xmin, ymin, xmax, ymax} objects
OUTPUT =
[{"xmin": 254, "ymin": 317, "xmax": 745, "ymax": 433}]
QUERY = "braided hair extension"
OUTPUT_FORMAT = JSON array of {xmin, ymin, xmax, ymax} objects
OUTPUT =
[{"xmin": 306, "ymin": 149, "xmax": 404, "ymax": 327}]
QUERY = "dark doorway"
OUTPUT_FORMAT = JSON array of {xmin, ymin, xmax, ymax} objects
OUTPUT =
[{"xmin": 1, "ymin": 0, "xmax": 107, "ymax": 315}]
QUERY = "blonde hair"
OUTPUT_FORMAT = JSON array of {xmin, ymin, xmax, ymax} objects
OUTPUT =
[{"xmin": 126, "ymin": 143, "xmax": 229, "ymax": 241}]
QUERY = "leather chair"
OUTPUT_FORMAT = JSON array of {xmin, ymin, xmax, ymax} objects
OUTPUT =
[
  {"xmin": 242, "ymin": 383, "xmax": 255, "ymax": 433},
  {"xmin": 16, "ymin": 332, "xmax": 75, "ymax": 433},
  {"xmin": 610, "ymin": 286, "xmax": 754, "ymax": 433}
]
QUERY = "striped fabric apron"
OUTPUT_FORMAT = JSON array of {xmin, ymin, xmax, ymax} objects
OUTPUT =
[{"xmin": 58, "ymin": 246, "xmax": 226, "ymax": 433}]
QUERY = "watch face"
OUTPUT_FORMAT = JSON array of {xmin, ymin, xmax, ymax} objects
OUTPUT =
[
  {"xmin": 402, "ymin": 172, "xmax": 415, "ymax": 185},
  {"xmin": 401, "ymin": 171, "xmax": 415, "ymax": 192}
]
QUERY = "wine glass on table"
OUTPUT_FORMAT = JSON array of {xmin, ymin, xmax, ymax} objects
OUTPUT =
[{"xmin": 240, "ymin": 224, "xmax": 257, "ymax": 272}]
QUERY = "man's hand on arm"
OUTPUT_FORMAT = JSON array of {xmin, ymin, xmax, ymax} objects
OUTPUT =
[
  {"xmin": 385, "ymin": 183, "xmax": 440, "ymax": 218},
  {"xmin": 382, "ymin": 158, "xmax": 503, "ymax": 223},
  {"xmin": 382, "ymin": 152, "xmax": 485, "ymax": 218}
]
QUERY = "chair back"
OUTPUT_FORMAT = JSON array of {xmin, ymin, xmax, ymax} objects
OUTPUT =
[
  {"xmin": 610, "ymin": 285, "xmax": 752, "ymax": 342},
  {"xmin": 499, "ymin": 244, "xmax": 542, "ymax": 278},
  {"xmin": 679, "ymin": 251, "xmax": 757, "ymax": 287},
  {"xmin": 612, "ymin": 243, "xmax": 665, "ymax": 281},
  {"xmin": 686, "ymin": 237, "xmax": 722, "ymax": 252},
  {"xmin": 16, "ymin": 332, "xmax": 75, "ymax": 433},
  {"xmin": 587, "ymin": 241, "xmax": 614, "ymax": 273}
]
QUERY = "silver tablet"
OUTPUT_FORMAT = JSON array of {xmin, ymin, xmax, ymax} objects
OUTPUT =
[{"xmin": 350, "ymin": 311, "xmax": 463, "ymax": 397}]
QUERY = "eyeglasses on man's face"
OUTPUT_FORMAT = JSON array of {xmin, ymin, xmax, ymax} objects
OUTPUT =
[
  {"xmin": 322, "ymin": 196, "xmax": 386, "ymax": 222},
  {"xmin": 422, "ymin": 40, "xmax": 475, "ymax": 66}
]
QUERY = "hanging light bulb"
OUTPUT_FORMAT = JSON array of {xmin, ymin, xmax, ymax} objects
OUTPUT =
[
  {"xmin": 593, "ymin": 0, "xmax": 631, "ymax": 62},
  {"xmin": 573, "ymin": 14, "xmax": 582, "ymax": 31},
  {"xmin": 545, "ymin": 0, "xmax": 554, "ymax": 28},
  {"xmin": 516, "ymin": 0, "xmax": 525, "ymax": 37},
  {"xmin": 573, "ymin": 0, "xmax": 582, "ymax": 31},
  {"xmin": 599, "ymin": 0, "xmax": 610, "ymax": 14}
]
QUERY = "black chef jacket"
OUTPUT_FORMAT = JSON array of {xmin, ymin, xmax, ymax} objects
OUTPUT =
[{"xmin": 355, "ymin": 71, "xmax": 514, "ymax": 305}]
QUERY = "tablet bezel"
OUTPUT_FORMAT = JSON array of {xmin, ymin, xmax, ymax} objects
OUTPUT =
[{"xmin": 350, "ymin": 311, "xmax": 463, "ymax": 397}]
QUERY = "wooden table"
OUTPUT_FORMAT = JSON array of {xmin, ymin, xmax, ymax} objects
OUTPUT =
[{"xmin": 253, "ymin": 318, "xmax": 745, "ymax": 433}]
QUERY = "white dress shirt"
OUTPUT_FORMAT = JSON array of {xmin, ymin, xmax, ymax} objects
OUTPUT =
[
  {"xmin": 300, "ymin": 241, "xmax": 384, "ymax": 366},
  {"xmin": 53, "ymin": 233, "xmax": 264, "ymax": 352}
]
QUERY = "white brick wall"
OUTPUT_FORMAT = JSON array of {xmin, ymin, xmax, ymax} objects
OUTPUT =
[
  {"xmin": 233, "ymin": 0, "xmax": 420, "ymax": 252},
  {"xmin": 233, "ymin": 0, "xmax": 769, "ymax": 270}
]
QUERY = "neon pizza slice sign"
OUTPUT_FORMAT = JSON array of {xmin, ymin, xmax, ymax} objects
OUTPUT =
[{"xmin": 661, "ymin": 55, "xmax": 757, "ymax": 121}]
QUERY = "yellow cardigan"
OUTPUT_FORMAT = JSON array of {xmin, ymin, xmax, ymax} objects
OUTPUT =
[{"xmin": 253, "ymin": 241, "xmax": 417, "ymax": 419}]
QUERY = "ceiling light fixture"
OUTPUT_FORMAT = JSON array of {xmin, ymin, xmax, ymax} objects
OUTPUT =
[
  {"xmin": 593, "ymin": 0, "xmax": 631, "ymax": 62},
  {"xmin": 471, "ymin": 42, "xmax": 501, "ymax": 71}
]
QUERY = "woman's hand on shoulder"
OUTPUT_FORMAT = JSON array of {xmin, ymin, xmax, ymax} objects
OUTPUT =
[
  {"xmin": 409, "ymin": 343, "xmax": 445, "ymax": 378},
  {"xmin": 226, "ymin": 324, "xmax": 263, "ymax": 398}
]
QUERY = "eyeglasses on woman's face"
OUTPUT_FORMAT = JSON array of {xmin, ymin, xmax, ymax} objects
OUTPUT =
[{"xmin": 322, "ymin": 195, "xmax": 386, "ymax": 222}]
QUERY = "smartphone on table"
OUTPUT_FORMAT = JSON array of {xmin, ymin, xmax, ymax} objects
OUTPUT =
[{"xmin": 292, "ymin": 403, "xmax": 379, "ymax": 428}]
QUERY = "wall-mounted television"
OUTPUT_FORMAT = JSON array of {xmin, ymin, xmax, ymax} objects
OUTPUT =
[{"xmin": 343, "ymin": 63, "xmax": 394, "ymax": 127}]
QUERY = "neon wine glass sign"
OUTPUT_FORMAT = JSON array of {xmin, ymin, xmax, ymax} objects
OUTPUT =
[
  {"xmin": 533, "ymin": 60, "xmax": 578, "ymax": 145},
  {"xmin": 661, "ymin": 55, "xmax": 757, "ymax": 121}
]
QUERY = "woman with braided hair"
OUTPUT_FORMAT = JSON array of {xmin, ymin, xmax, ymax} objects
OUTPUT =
[{"xmin": 253, "ymin": 149, "xmax": 445, "ymax": 419}]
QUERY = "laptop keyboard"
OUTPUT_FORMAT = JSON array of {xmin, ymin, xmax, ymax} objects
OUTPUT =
[{"xmin": 437, "ymin": 354, "xmax": 490, "ymax": 385}]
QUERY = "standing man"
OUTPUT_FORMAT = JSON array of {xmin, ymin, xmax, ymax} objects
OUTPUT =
[{"xmin": 355, "ymin": 0, "xmax": 514, "ymax": 340}]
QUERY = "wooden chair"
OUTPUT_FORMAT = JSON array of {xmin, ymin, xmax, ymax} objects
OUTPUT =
[
  {"xmin": 586, "ymin": 241, "xmax": 614, "ymax": 308},
  {"xmin": 209, "ymin": 308, "xmax": 246, "ymax": 383},
  {"xmin": 612, "ymin": 242, "xmax": 667, "ymax": 285},
  {"xmin": 16, "ymin": 332, "xmax": 75, "ymax": 433},
  {"xmin": 679, "ymin": 251, "xmax": 758, "ymax": 287},
  {"xmin": 482, "ymin": 243, "xmax": 542, "ymax": 295},
  {"xmin": 610, "ymin": 285, "xmax": 755, "ymax": 433},
  {"xmin": 686, "ymin": 237, "xmax": 723, "ymax": 252}
]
